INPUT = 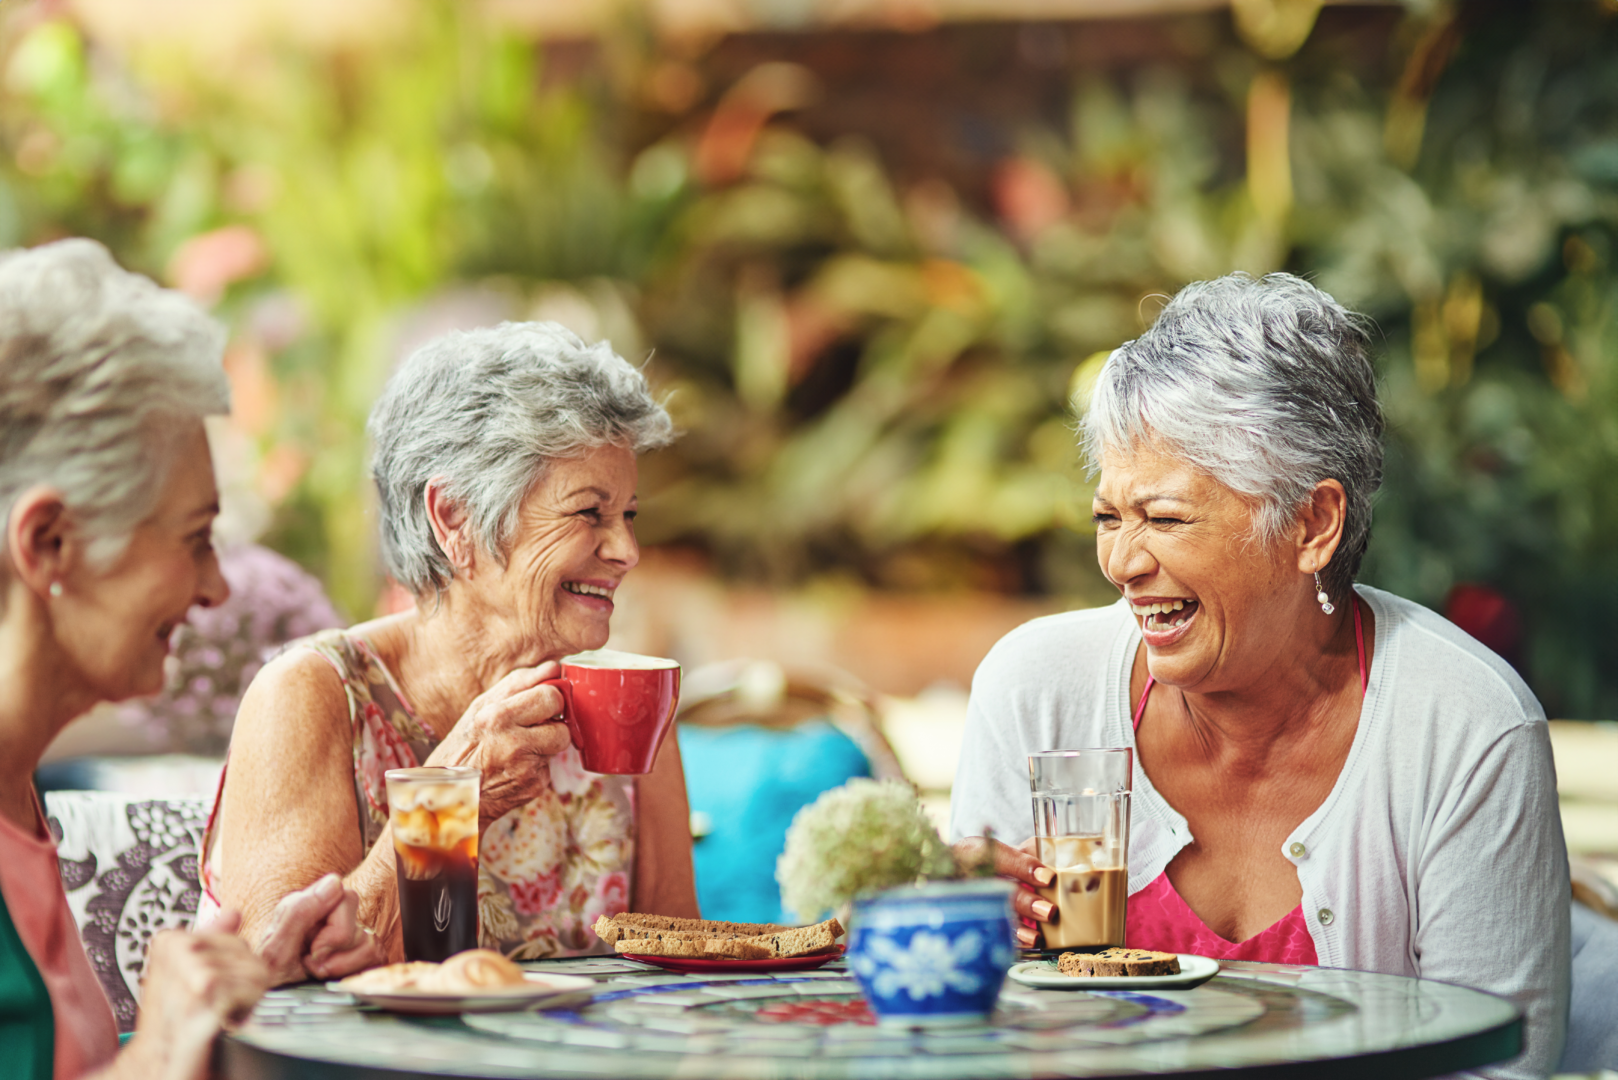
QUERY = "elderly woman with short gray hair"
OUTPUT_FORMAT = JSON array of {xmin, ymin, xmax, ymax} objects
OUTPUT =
[
  {"xmin": 952, "ymin": 273, "xmax": 1568, "ymax": 1078},
  {"xmin": 0, "ymin": 239, "xmax": 379, "ymax": 1079},
  {"xmin": 203, "ymin": 322, "xmax": 698, "ymax": 961}
]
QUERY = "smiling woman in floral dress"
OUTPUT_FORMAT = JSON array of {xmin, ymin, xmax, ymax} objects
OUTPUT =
[
  {"xmin": 950, "ymin": 274, "xmax": 1569, "ymax": 1079},
  {"xmin": 201, "ymin": 322, "xmax": 698, "ymax": 960}
]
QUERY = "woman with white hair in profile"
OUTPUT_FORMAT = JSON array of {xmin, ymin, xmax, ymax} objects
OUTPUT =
[
  {"xmin": 951, "ymin": 273, "xmax": 1569, "ymax": 1079},
  {"xmin": 0, "ymin": 239, "xmax": 383, "ymax": 1079},
  {"xmin": 203, "ymin": 321, "xmax": 698, "ymax": 961}
]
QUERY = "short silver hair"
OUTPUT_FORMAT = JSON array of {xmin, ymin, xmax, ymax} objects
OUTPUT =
[
  {"xmin": 1080, "ymin": 272, "xmax": 1383, "ymax": 598},
  {"xmin": 0, "ymin": 239, "xmax": 229, "ymax": 568},
  {"xmin": 369, "ymin": 322, "xmax": 675, "ymax": 597}
]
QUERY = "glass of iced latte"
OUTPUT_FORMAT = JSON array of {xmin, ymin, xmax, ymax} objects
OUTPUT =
[
  {"xmin": 1028, "ymin": 749, "xmax": 1132, "ymax": 950},
  {"xmin": 385, "ymin": 766, "xmax": 480, "ymax": 962}
]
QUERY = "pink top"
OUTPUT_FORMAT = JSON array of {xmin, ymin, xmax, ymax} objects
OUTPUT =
[
  {"xmin": 1123, "ymin": 601, "xmax": 1366, "ymax": 964},
  {"xmin": 0, "ymin": 795, "xmax": 119, "ymax": 1079}
]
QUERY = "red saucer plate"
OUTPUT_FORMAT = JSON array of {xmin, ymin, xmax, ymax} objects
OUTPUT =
[{"xmin": 619, "ymin": 945, "xmax": 844, "ymax": 975}]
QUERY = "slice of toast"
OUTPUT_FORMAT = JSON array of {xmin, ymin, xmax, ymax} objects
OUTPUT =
[
  {"xmin": 592, "ymin": 913, "xmax": 792, "ymax": 946},
  {"xmin": 613, "ymin": 936, "xmax": 773, "ymax": 960},
  {"xmin": 594, "ymin": 914, "xmax": 844, "ymax": 959},
  {"xmin": 1057, "ymin": 947, "xmax": 1180, "ymax": 978},
  {"xmin": 731, "ymin": 919, "xmax": 842, "ymax": 959}
]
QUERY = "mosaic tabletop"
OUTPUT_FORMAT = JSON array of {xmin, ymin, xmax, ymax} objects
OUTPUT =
[{"xmin": 221, "ymin": 956, "xmax": 1521, "ymax": 1079}]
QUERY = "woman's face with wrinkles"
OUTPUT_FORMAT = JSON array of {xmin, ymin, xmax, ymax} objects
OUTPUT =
[
  {"xmin": 1091, "ymin": 441, "xmax": 1305, "ymax": 694},
  {"xmin": 484, "ymin": 442, "xmax": 640, "ymax": 662}
]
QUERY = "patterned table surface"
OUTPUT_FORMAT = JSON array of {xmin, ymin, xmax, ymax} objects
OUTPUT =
[{"xmin": 222, "ymin": 956, "xmax": 1521, "ymax": 1079}]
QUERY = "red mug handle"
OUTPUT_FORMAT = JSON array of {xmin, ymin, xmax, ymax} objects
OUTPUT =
[{"xmin": 539, "ymin": 677, "xmax": 583, "ymax": 752}]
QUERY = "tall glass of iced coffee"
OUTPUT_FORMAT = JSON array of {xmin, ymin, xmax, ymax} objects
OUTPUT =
[
  {"xmin": 1028, "ymin": 749, "xmax": 1132, "ymax": 950},
  {"xmin": 386, "ymin": 766, "xmax": 480, "ymax": 962}
]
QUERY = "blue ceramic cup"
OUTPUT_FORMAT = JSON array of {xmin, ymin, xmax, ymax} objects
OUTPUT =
[{"xmin": 847, "ymin": 879, "xmax": 1017, "ymax": 1027}]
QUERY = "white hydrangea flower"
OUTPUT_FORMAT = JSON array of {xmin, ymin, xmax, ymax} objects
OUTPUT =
[{"xmin": 776, "ymin": 777, "xmax": 957, "ymax": 922}]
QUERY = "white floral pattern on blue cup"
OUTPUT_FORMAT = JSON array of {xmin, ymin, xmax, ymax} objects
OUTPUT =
[{"xmin": 848, "ymin": 879, "xmax": 1017, "ymax": 1027}]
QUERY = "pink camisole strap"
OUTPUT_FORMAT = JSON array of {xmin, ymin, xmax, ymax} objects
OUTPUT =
[{"xmin": 1124, "ymin": 598, "xmax": 1366, "ymax": 963}]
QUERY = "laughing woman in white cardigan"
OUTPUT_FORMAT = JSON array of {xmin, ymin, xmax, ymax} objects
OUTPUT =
[{"xmin": 950, "ymin": 273, "xmax": 1569, "ymax": 1079}]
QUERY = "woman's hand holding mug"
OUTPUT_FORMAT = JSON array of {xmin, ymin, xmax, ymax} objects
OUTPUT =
[{"xmin": 423, "ymin": 662, "xmax": 572, "ymax": 829}]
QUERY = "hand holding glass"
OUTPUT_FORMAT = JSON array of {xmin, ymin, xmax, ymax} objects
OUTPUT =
[{"xmin": 1028, "ymin": 749, "xmax": 1132, "ymax": 949}]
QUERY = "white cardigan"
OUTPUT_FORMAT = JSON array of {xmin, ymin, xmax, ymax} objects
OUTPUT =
[{"xmin": 949, "ymin": 586, "xmax": 1570, "ymax": 1079}]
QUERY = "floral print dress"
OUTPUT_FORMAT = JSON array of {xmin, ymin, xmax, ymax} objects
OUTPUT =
[{"xmin": 200, "ymin": 629, "xmax": 635, "ymax": 959}]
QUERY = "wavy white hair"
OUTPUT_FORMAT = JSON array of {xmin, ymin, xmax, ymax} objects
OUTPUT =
[
  {"xmin": 369, "ymin": 321, "xmax": 675, "ymax": 598},
  {"xmin": 1080, "ymin": 272, "xmax": 1384, "ymax": 598},
  {"xmin": 0, "ymin": 239, "xmax": 229, "ymax": 569}
]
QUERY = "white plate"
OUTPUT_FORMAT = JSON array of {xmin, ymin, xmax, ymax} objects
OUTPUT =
[
  {"xmin": 1006, "ymin": 953, "xmax": 1220, "ymax": 991},
  {"xmin": 330, "ymin": 971, "xmax": 595, "ymax": 1015}
]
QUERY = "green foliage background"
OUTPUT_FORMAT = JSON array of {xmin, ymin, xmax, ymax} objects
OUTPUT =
[{"xmin": 0, "ymin": 2, "xmax": 1615, "ymax": 717}]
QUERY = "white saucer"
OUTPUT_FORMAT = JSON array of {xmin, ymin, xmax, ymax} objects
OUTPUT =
[
  {"xmin": 330, "ymin": 971, "xmax": 595, "ymax": 1015},
  {"xmin": 1006, "ymin": 953, "xmax": 1219, "ymax": 991}
]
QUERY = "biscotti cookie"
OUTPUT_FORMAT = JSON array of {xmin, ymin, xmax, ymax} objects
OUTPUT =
[{"xmin": 1057, "ymin": 947, "xmax": 1181, "ymax": 977}]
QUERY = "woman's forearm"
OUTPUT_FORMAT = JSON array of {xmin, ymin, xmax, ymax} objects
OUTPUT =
[
  {"xmin": 346, "ymin": 826, "xmax": 406, "ymax": 963},
  {"xmin": 630, "ymin": 735, "xmax": 699, "ymax": 917}
]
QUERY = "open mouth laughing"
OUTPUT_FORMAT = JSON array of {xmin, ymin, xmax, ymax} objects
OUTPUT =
[{"xmin": 1131, "ymin": 597, "xmax": 1200, "ymax": 646}]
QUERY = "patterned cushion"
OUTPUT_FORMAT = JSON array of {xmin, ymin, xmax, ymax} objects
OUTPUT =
[{"xmin": 43, "ymin": 791, "xmax": 209, "ymax": 1033}]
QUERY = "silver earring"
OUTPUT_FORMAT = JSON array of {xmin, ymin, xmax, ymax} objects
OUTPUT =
[
  {"xmin": 48, "ymin": 581, "xmax": 63, "ymax": 598},
  {"xmin": 1314, "ymin": 571, "xmax": 1334, "ymax": 615}
]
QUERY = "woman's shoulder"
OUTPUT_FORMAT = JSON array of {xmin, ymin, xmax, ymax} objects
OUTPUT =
[
  {"xmin": 1362, "ymin": 585, "xmax": 1545, "ymax": 732},
  {"xmin": 973, "ymin": 601, "xmax": 1133, "ymax": 692}
]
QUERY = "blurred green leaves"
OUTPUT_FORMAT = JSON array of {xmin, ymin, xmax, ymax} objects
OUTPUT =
[{"xmin": 2, "ymin": 2, "xmax": 1617, "ymax": 715}]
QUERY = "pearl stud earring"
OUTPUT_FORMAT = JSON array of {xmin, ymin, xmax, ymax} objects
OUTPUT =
[
  {"xmin": 1314, "ymin": 571, "xmax": 1333, "ymax": 615},
  {"xmin": 48, "ymin": 581, "xmax": 63, "ymax": 598}
]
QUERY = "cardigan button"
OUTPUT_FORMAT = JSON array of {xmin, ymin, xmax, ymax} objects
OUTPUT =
[
  {"xmin": 1318, "ymin": 908, "xmax": 1335, "ymax": 925},
  {"xmin": 1289, "ymin": 842, "xmax": 1307, "ymax": 858}
]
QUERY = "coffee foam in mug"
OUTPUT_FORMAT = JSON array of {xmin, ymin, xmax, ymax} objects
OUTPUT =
[{"xmin": 564, "ymin": 648, "xmax": 679, "ymax": 670}]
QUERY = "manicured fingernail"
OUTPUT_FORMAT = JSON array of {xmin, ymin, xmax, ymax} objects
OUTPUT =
[
  {"xmin": 1032, "ymin": 900, "xmax": 1055, "ymax": 921},
  {"xmin": 1016, "ymin": 927, "xmax": 1037, "ymax": 946},
  {"xmin": 1033, "ymin": 867, "xmax": 1054, "ymax": 886}
]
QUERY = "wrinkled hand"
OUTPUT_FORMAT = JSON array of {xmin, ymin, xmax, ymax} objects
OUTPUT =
[
  {"xmin": 953, "ymin": 836, "xmax": 1056, "ymax": 949},
  {"xmin": 123, "ymin": 911, "xmax": 269, "ymax": 1080},
  {"xmin": 255, "ymin": 873, "xmax": 388, "ymax": 985},
  {"xmin": 424, "ymin": 661, "xmax": 572, "ymax": 828}
]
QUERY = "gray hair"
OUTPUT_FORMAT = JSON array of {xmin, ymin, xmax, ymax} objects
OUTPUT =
[
  {"xmin": 1080, "ymin": 272, "xmax": 1383, "ymax": 599},
  {"xmin": 370, "ymin": 321, "xmax": 675, "ymax": 597},
  {"xmin": 0, "ymin": 239, "xmax": 229, "ymax": 568}
]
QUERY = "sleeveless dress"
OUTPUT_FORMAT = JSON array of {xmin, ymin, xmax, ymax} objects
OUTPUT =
[
  {"xmin": 1122, "ymin": 601, "xmax": 1368, "ymax": 964},
  {"xmin": 201, "ymin": 630, "xmax": 636, "ymax": 959}
]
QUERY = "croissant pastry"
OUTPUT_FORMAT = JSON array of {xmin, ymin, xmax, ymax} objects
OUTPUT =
[
  {"xmin": 419, "ymin": 949, "xmax": 526, "ymax": 992},
  {"xmin": 337, "ymin": 961, "xmax": 438, "ymax": 994}
]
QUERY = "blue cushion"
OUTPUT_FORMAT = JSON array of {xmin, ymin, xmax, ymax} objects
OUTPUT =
[
  {"xmin": 678, "ymin": 722, "xmax": 871, "ymax": 925},
  {"xmin": 1564, "ymin": 900, "xmax": 1618, "ymax": 1072}
]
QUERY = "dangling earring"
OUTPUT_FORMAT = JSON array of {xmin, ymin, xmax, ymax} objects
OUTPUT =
[
  {"xmin": 48, "ymin": 581, "xmax": 63, "ymax": 598},
  {"xmin": 1314, "ymin": 571, "xmax": 1334, "ymax": 615}
]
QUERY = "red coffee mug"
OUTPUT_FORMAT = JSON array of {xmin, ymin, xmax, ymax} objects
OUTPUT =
[{"xmin": 541, "ymin": 651, "xmax": 681, "ymax": 775}]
